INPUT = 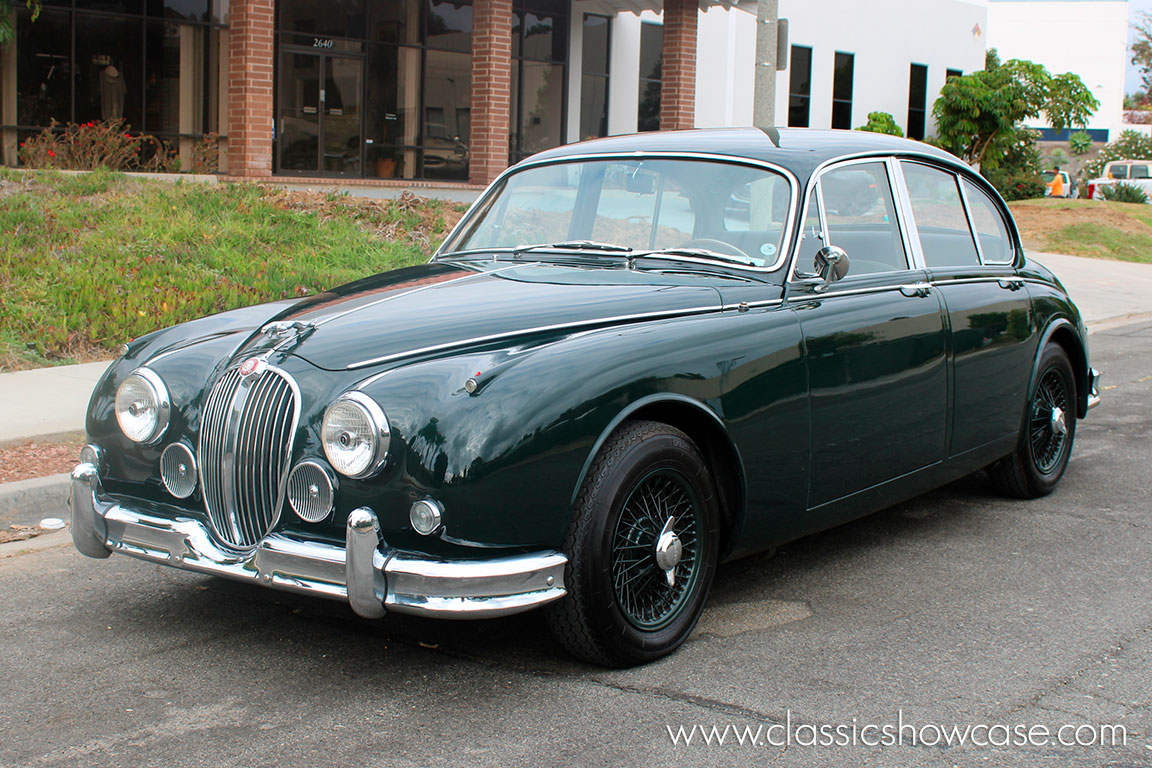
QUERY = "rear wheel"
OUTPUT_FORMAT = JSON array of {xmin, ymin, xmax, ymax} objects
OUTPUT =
[
  {"xmin": 989, "ymin": 344, "xmax": 1077, "ymax": 498},
  {"xmin": 545, "ymin": 420, "xmax": 720, "ymax": 667}
]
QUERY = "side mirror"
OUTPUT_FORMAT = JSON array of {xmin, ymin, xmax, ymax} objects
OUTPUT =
[{"xmin": 813, "ymin": 246, "xmax": 849, "ymax": 290}]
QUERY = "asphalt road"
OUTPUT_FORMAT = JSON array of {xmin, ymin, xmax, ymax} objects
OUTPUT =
[{"xmin": 2, "ymin": 321, "xmax": 1151, "ymax": 768}]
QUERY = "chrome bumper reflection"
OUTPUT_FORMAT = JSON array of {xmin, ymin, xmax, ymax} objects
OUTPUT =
[
  {"xmin": 1087, "ymin": 367, "xmax": 1102, "ymax": 411},
  {"xmin": 70, "ymin": 463, "xmax": 567, "ymax": 619}
]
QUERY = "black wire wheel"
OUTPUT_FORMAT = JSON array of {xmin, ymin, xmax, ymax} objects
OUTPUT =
[
  {"xmin": 989, "ymin": 343, "xmax": 1078, "ymax": 498},
  {"xmin": 610, "ymin": 468, "xmax": 704, "ymax": 631},
  {"xmin": 545, "ymin": 420, "xmax": 720, "ymax": 667},
  {"xmin": 1029, "ymin": 367, "xmax": 1070, "ymax": 474}
]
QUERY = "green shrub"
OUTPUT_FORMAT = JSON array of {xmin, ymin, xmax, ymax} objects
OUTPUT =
[
  {"xmin": 856, "ymin": 112, "xmax": 903, "ymax": 137},
  {"xmin": 1099, "ymin": 182, "xmax": 1149, "ymax": 204},
  {"xmin": 1068, "ymin": 131, "xmax": 1094, "ymax": 155},
  {"xmin": 18, "ymin": 119, "xmax": 220, "ymax": 173},
  {"xmin": 983, "ymin": 128, "xmax": 1046, "ymax": 200}
]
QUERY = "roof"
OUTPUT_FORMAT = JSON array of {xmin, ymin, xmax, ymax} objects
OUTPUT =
[{"xmin": 521, "ymin": 127, "xmax": 966, "ymax": 183}]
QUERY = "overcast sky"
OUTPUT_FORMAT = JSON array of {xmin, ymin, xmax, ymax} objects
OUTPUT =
[{"xmin": 1128, "ymin": 0, "xmax": 1152, "ymax": 93}]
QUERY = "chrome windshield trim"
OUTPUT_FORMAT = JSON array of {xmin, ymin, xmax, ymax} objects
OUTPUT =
[
  {"xmin": 344, "ymin": 304, "xmax": 728, "ymax": 370},
  {"xmin": 435, "ymin": 151, "xmax": 801, "ymax": 273}
]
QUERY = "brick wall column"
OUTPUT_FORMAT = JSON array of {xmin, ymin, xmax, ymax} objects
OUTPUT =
[
  {"xmin": 469, "ymin": 0, "xmax": 513, "ymax": 186},
  {"xmin": 659, "ymin": 0, "xmax": 698, "ymax": 131},
  {"xmin": 227, "ymin": 0, "xmax": 275, "ymax": 177}
]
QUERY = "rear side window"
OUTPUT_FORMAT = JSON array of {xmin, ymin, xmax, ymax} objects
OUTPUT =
[
  {"xmin": 961, "ymin": 179, "xmax": 1014, "ymax": 264},
  {"xmin": 901, "ymin": 162, "xmax": 979, "ymax": 268},
  {"xmin": 820, "ymin": 162, "xmax": 907, "ymax": 274},
  {"xmin": 1111, "ymin": 164, "xmax": 1129, "ymax": 179}
]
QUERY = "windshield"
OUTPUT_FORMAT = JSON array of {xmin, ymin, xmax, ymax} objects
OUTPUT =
[{"xmin": 440, "ymin": 158, "xmax": 793, "ymax": 268}]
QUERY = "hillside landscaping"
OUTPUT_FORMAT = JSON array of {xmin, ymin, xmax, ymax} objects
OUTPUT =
[
  {"xmin": 0, "ymin": 169, "xmax": 465, "ymax": 371},
  {"xmin": 1009, "ymin": 198, "xmax": 1152, "ymax": 264}
]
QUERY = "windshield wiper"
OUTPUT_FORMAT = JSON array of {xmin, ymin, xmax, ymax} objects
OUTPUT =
[
  {"xmin": 512, "ymin": 240, "xmax": 634, "ymax": 257},
  {"xmin": 635, "ymin": 248, "xmax": 760, "ymax": 267}
]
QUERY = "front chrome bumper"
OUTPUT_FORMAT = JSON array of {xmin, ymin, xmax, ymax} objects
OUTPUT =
[
  {"xmin": 69, "ymin": 463, "xmax": 567, "ymax": 619},
  {"xmin": 1087, "ymin": 367, "xmax": 1102, "ymax": 411}
]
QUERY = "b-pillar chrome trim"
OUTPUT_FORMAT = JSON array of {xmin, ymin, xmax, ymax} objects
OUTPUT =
[{"xmin": 70, "ymin": 465, "xmax": 568, "ymax": 620}]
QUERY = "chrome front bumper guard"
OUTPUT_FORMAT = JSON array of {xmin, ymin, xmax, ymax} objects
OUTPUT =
[
  {"xmin": 69, "ymin": 463, "xmax": 567, "ymax": 620},
  {"xmin": 1087, "ymin": 367, "xmax": 1101, "ymax": 412}
]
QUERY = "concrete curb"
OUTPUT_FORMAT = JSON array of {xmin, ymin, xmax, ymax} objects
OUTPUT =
[{"xmin": 0, "ymin": 473, "xmax": 70, "ymax": 528}]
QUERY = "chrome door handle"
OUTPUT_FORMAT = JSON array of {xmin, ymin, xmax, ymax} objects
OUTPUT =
[
  {"xmin": 899, "ymin": 283, "xmax": 932, "ymax": 298},
  {"xmin": 998, "ymin": 278, "xmax": 1025, "ymax": 291}
]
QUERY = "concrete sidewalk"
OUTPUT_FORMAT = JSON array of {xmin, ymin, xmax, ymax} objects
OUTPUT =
[{"xmin": 0, "ymin": 251, "xmax": 1148, "ymax": 447}]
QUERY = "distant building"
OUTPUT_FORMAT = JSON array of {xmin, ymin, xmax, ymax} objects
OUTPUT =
[
  {"xmin": 0, "ymin": 0, "xmax": 992, "ymax": 183},
  {"xmin": 986, "ymin": 0, "xmax": 1129, "ymax": 141}
]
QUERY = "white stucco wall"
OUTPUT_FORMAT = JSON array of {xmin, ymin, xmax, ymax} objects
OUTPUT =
[
  {"xmin": 571, "ymin": 0, "xmax": 988, "ymax": 138},
  {"xmin": 985, "ymin": 0, "xmax": 1128, "ymax": 139},
  {"xmin": 772, "ymin": 0, "xmax": 989, "ymax": 135}
]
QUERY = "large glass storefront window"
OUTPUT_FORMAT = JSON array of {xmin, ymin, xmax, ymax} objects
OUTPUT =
[
  {"xmin": 3, "ymin": 0, "xmax": 224, "ymax": 166},
  {"xmin": 277, "ymin": 0, "xmax": 479, "ymax": 180},
  {"xmin": 509, "ymin": 0, "xmax": 567, "ymax": 164}
]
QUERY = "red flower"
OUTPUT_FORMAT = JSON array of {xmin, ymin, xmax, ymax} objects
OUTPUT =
[{"xmin": 47, "ymin": 150, "xmax": 55, "ymax": 157}]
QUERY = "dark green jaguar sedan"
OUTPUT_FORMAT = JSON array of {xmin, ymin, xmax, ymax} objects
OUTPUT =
[{"xmin": 72, "ymin": 128, "xmax": 1100, "ymax": 666}]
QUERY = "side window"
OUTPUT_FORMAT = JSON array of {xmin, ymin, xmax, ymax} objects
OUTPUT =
[
  {"xmin": 820, "ymin": 161, "xmax": 907, "ymax": 274},
  {"xmin": 961, "ymin": 179, "xmax": 1014, "ymax": 264},
  {"xmin": 1111, "ymin": 164, "xmax": 1129, "ymax": 180},
  {"xmin": 901, "ymin": 162, "xmax": 979, "ymax": 268},
  {"xmin": 1133, "ymin": 165, "xmax": 1151, "ymax": 179}
]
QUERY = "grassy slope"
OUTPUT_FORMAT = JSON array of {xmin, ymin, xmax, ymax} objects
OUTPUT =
[
  {"xmin": 0, "ymin": 169, "xmax": 464, "ymax": 371},
  {"xmin": 1008, "ymin": 198, "xmax": 1152, "ymax": 264}
]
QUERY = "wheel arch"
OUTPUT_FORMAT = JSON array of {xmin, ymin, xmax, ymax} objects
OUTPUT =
[
  {"xmin": 1037, "ymin": 318, "xmax": 1089, "ymax": 418},
  {"xmin": 572, "ymin": 394, "xmax": 747, "ymax": 558}
]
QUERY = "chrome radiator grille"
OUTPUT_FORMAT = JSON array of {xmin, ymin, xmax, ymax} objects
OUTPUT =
[{"xmin": 198, "ymin": 364, "xmax": 299, "ymax": 549}]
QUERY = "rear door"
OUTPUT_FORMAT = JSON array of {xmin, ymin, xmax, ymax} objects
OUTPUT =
[{"xmin": 896, "ymin": 160, "xmax": 1035, "ymax": 458}]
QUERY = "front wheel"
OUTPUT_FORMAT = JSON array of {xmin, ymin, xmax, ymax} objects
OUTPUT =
[
  {"xmin": 545, "ymin": 420, "xmax": 720, "ymax": 667},
  {"xmin": 989, "ymin": 343, "xmax": 1077, "ymax": 498}
]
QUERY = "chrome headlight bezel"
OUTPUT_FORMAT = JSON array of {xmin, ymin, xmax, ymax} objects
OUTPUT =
[
  {"xmin": 321, "ymin": 391, "xmax": 391, "ymax": 480},
  {"xmin": 114, "ymin": 367, "xmax": 171, "ymax": 444}
]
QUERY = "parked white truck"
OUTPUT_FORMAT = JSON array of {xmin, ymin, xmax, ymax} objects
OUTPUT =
[{"xmin": 1086, "ymin": 160, "xmax": 1152, "ymax": 201}]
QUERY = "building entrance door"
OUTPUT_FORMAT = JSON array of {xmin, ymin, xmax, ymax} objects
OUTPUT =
[{"xmin": 277, "ymin": 50, "xmax": 364, "ymax": 176}]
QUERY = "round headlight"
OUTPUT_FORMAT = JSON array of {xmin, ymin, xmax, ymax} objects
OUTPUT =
[
  {"xmin": 321, "ymin": 392, "xmax": 390, "ymax": 479},
  {"xmin": 114, "ymin": 368, "xmax": 170, "ymax": 444}
]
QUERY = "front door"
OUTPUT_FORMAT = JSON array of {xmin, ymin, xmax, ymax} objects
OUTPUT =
[
  {"xmin": 791, "ymin": 160, "xmax": 949, "ymax": 510},
  {"xmin": 278, "ymin": 51, "xmax": 364, "ymax": 176}
]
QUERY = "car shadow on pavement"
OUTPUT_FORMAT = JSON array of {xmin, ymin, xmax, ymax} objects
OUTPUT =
[{"xmin": 116, "ymin": 471, "xmax": 1009, "ymax": 676}]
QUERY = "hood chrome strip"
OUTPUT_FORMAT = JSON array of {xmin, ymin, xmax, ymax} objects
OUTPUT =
[
  {"xmin": 344, "ymin": 303, "xmax": 729, "ymax": 370},
  {"xmin": 296, "ymin": 262, "xmax": 534, "ymax": 331}
]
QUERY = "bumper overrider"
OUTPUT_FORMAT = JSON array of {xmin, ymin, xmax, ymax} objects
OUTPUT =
[{"xmin": 70, "ymin": 463, "xmax": 567, "ymax": 619}]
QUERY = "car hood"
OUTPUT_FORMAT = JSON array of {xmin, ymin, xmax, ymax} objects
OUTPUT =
[{"xmin": 237, "ymin": 261, "xmax": 732, "ymax": 371}]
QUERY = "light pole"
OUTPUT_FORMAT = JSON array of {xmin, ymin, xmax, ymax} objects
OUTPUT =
[{"xmin": 753, "ymin": 0, "xmax": 783, "ymax": 129}]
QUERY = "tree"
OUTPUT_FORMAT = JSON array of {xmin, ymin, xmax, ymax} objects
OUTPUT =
[
  {"xmin": 932, "ymin": 48, "xmax": 1098, "ymax": 170},
  {"xmin": 0, "ymin": 0, "xmax": 41, "ymax": 46},
  {"xmin": 1132, "ymin": 12, "xmax": 1152, "ymax": 95},
  {"xmin": 856, "ymin": 111, "xmax": 903, "ymax": 137}
]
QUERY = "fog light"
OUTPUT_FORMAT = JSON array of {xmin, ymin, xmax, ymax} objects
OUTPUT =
[
  {"xmin": 160, "ymin": 443, "xmax": 197, "ymax": 499},
  {"xmin": 410, "ymin": 499, "xmax": 443, "ymax": 535},
  {"xmin": 287, "ymin": 461, "xmax": 336, "ymax": 523},
  {"xmin": 79, "ymin": 443, "xmax": 105, "ymax": 474}
]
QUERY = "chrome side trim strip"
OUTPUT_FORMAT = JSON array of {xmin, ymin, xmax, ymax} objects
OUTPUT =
[
  {"xmin": 345, "ymin": 304, "xmax": 728, "ymax": 370},
  {"xmin": 71, "ymin": 467, "xmax": 569, "ymax": 620},
  {"xmin": 788, "ymin": 284, "xmax": 908, "ymax": 302}
]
